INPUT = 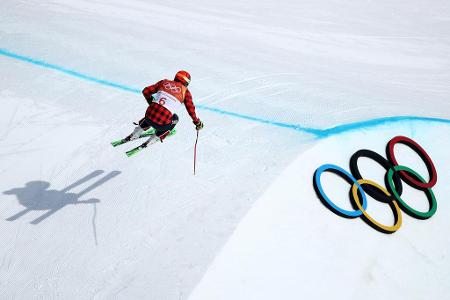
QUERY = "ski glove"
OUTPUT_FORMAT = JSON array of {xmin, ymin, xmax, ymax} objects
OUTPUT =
[{"xmin": 194, "ymin": 119, "xmax": 204, "ymax": 130}]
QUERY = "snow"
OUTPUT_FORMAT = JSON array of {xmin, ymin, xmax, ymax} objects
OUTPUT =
[
  {"xmin": 1, "ymin": 0, "xmax": 449, "ymax": 299},
  {"xmin": 189, "ymin": 123, "xmax": 450, "ymax": 300}
]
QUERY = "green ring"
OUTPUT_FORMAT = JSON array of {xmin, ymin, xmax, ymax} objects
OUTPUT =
[{"xmin": 387, "ymin": 165, "xmax": 437, "ymax": 219}]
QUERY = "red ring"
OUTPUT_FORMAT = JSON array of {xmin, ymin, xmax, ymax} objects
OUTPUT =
[{"xmin": 387, "ymin": 136, "xmax": 437, "ymax": 189}]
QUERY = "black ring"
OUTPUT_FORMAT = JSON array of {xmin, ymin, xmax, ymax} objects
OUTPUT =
[{"xmin": 349, "ymin": 149, "xmax": 403, "ymax": 200}]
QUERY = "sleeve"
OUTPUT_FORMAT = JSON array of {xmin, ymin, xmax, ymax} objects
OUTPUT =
[
  {"xmin": 183, "ymin": 89, "xmax": 199, "ymax": 123},
  {"xmin": 142, "ymin": 80, "xmax": 162, "ymax": 102}
]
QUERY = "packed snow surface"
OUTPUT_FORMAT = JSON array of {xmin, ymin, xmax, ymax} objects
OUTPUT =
[
  {"xmin": 1, "ymin": 0, "xmax": 449, "ymax": 299},
  {"xmin": 189, "ymin": 123, "xmax": 450, "ymax": 300}
]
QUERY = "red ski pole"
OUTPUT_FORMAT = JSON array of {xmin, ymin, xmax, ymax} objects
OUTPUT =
[{"xmin": 194, "ymin": 130, "xmax": 199, "ymax": 175}]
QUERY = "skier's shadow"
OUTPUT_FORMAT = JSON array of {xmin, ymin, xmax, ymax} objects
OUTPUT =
[{"xmin": 4, "ymin": 170, "xmax": 121, "ymax": 224}]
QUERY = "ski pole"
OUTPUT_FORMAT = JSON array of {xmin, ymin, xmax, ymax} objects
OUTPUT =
[{"xmin": 194, "ymin": 130, "xmax": 199, "ymax": 175}]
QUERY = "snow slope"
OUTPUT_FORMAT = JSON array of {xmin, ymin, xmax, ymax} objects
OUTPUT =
[
  {"xmin": 1, "ymin": 0, "xmax": 449, "ymax": 299},
  {"xmin": 189, "ymin": 123, "xmax": 450, "ymax": 300}
]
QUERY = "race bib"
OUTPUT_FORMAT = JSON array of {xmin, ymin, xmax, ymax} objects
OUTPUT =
[{"xmin": 152, "ymin": 90, "xmax": 182, "ymax": 113}]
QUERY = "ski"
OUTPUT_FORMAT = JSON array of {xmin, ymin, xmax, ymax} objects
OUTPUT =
[
  {"xmin": 125, "ymin": 129, "xmax": 176, "ymax": 157},
  {"xmin": 111, "ymin": 128, "xmax": 158, "ymax": 147},
  {"xmin": 125, "ymin": 144, "xmax": 147, "ymax": 157}
]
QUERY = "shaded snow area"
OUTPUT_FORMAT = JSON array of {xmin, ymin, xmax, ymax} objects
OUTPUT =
[{"xmin": 0, "ymin": 0, "xmax": 449, "ymax": 299}]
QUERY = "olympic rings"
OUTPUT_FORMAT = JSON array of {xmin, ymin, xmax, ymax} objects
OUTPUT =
[
  {"xmin": 313, "ymin": 136, "xmax": 439, "ymax": 233},
  {"xmin": 314, "ymin": 164, "xmax": 368, "ymax": 218},
  {"xmin": 163, "ymin": 82, "xmax": 181, "ymax": 93}
]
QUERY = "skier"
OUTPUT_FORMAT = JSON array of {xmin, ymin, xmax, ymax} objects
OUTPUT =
[{"xmin": 123, "ymin": 70, "xmax": 204, "ymax": 148}]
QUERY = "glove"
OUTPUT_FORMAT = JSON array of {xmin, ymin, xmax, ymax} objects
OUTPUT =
[{"xmin": 194, "ymin": 119, "xmax": 204, "ymax": 130}]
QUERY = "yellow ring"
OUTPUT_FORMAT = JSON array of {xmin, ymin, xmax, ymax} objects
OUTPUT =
[{"xmin": 352, "ymin": 179, "xmax": 402, "ymax": 233}]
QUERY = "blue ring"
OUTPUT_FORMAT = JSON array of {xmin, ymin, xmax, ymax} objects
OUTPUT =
[{"xmin": 314, "ymin": 164, "xmax": 368, "ymax": 217}]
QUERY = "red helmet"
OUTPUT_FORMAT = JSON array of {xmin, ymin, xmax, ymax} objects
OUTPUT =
[{"xmin": 174, "ymin": 70, "xmax": 191, "ymax": 86}]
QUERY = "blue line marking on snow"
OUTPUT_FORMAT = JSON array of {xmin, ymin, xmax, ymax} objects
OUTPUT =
[
  {"xmin": 195, "ymin": 104, "xmax": 323, "ymax": 135},
  {"xmin": 2, "ymin": 48, "xmax": 450, "ymax": 138},
  {"xmin": 0, "ymin": 49, "xmax": 141, "ymax": 93},
  {"xmin": 318, "ymin": 116, "xmax": 450, "ymax": 138}
]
